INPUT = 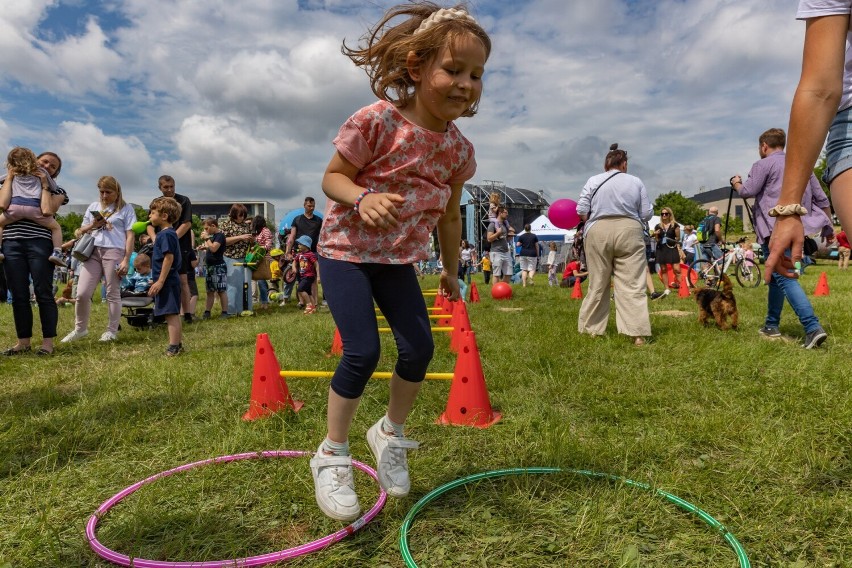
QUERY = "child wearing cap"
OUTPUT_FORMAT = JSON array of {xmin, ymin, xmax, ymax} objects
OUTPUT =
[
  {"xmin": 268, "ymin": 248, "xmax": 285, "ymax": 294},
  {"xmin": 293, "ymin": 235, "xmax": 318, "ymax": 314}
]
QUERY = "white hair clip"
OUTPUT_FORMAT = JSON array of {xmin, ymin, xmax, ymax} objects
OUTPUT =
[{"xmin": 414, "ymin": 8, "xmax": 477, "ymax": 35}]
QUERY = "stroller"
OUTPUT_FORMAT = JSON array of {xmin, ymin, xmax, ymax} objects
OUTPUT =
[{"xmin": 121, "ymin": 294, "xmax": 165, "ymax": 330}]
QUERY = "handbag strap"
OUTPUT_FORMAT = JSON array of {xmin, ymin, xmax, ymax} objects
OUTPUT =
[{"xmin": 588, "ymin": 171, "xmax": 622, "ymax": 218}]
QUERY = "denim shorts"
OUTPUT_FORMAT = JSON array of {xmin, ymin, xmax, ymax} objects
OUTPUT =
[{"xmin": 824, "ymin": 104, "xmax": 852, "ymax": 184}]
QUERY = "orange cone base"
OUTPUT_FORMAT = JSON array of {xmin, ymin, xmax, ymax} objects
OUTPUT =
[
  {"xmin": 243, "ymin": 398, "xmax": 304, "ymax": 421},
  {"xmin": 437, "ymin": 409, "xmax": 502, "ymax": 429}
]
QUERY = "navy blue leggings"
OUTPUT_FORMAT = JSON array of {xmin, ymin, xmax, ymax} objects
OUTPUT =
[{"xmin": 319, "ymin": 256, "xmax": 434, "ymax": 399}]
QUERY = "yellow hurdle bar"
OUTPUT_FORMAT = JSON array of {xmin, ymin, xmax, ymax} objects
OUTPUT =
[
  {"xmin": 376, "ymin": 307, "xmax": 444, "ymax": 312},
  {"xmin": 378, "ymin": 326, "xmax": 453, "ymax": 332},
  {"xmin": 281, "ymin": 370, "xmax": 454, "ymax": 380},
  {"xmin": 377, "ymin": 314, "xmax": 446, "ymax": 320}
]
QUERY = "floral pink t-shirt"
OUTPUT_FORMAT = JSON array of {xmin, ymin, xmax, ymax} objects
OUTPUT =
[{"xmin": 318, "ymin": 100, "xmax": 476, "ymax": 264}]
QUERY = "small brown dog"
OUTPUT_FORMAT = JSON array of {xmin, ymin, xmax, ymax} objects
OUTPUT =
[{"xmin": 695, "ymin": 273, "xmax": 738, "ymax": 330}]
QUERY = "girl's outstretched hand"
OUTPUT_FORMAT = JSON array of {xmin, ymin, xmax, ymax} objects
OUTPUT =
[
  {"xmin": 358, "ymin": 192, "xmax": 405, "ymax": 229},
  {"xmin": 439, "ymin": 269, "xmax": 460, "ymax": 301}
]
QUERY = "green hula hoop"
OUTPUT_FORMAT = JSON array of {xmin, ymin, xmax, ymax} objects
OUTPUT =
[{"xmin": 399, "ymin": 467, "xmax": 750, "ymax": 568}]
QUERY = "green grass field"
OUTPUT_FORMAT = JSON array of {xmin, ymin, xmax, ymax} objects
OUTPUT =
[{"xmin": 1, "ymin": 266, "xmax": 850, "ymax": 567}]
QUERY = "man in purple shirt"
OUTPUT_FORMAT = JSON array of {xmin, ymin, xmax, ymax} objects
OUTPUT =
[{"xmin": 731, "ymin": 128, "xmax": 833, "ymax": 349}]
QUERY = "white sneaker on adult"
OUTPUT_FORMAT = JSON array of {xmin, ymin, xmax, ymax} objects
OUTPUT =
[
  {"xmin": 366, "ymin": 417, "xmax": 419, "ymax": 498},
  {"xmin": 309, "ymin": 448, "xmax": 361, "ymax": 521},
  {"xmin": 61, "ymin": 329, "xmax": 88, "ymax": 343},
  {"xmin": 99, "ymin": 331, "xmax": 117, "ymax": 342}
]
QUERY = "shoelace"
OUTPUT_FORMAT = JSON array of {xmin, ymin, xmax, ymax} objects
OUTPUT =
[
  {"xmin": 330, "ymin": 465, "xmax": 354, "ymax": 489},
  {"xmin": 385, "ymin": 438, "xmax": 419, "ymax": 469}
]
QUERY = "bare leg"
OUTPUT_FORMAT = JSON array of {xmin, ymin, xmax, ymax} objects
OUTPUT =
[
  {"xmin": 832, "ymin": 170, "xmax": 852, "ymax": 241},
  {"xmin": 326, "ymin": 389, "xmax": 361, "ymax": 443},
  {"xmin": 218, "ymin": 290, "xmax": 229, "ymax": 313},
  {"xmin": 165, "ymin": 314, "xmax": 182, "ymax": 345},
  {"xmin": 387, "ymin": 373, "xmax": 423, "ymax": 425}
]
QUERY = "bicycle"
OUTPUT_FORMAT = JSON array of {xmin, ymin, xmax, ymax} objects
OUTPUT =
[{"xmin": 691, "ymin": 244, "xmax": 761, "ymax": 288}]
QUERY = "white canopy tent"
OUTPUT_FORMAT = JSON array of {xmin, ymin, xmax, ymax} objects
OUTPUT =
[{"xmin": 525, "ymin": 214, "xmax": 576, "ymax": 242}]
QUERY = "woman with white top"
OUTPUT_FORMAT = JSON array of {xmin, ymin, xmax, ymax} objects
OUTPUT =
[
  {"xmin": 62, "ymin": 176, "xmax": 136, "ymax": 343},
  {"xmin": 575, "ymin": 143, "xmax": 653, "ymax": 346}
]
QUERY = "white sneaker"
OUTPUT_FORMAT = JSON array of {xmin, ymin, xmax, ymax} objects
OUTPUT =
[
  {"xmin": 366, "ymin": 417, "xmax": 419, "ymax": 498},
  {"xmin": 61, "ymin": 329, "xmax": 88, "ymax": 343},
  {"xmin": 309, "ymin": 448, "xmax": 361, "ymax": 521},
  {"xmin": 99, "ymin": 331, "xmax": 117, "ymax": 342}
]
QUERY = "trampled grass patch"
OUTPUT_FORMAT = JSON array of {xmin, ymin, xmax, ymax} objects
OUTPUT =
[{"xmin": 1, "ymin": 266, "xmax": 850, "ymax": 566}]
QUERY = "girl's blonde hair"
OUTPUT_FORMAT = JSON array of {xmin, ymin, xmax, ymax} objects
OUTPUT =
[
  {"xmin": 488, "ymin": 191, "xmax": 501, "ymax": 205},
  {"xmin": 342, "ymin": 2, "xmax": 491, "ymax": 117},
  {"xmin": 98, "ymin": 176, "xmax": 127, "ymax": 210},
  {"xmin": 6, "ymin": 147, "xmax": 39, "ymax": 176},
  {"xmin": 549, "ymin": 242, "xmax": 557, "ymax": 250}
]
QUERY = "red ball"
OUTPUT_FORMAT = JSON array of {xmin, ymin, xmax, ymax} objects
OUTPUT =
[{"xmin": 491, "ymin": 281, "xmax": 512, "ymax": 300}]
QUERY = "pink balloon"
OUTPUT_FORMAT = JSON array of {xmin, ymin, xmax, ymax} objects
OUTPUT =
[{"xmin": 548, "ymin": 199, "xmax": 580, "ymax": 230}]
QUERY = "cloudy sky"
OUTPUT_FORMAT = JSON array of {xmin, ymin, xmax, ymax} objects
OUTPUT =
[{"xmin": 0, "ymin": 0, "xmax": 808, "ymax": 218}]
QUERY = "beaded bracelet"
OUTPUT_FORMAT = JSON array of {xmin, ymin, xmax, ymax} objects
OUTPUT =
[
  {"xmin": 767, "ymin": 204, "xmax": 807, "ymax": 217},
  {"xmin": 353, "ymin": 188, "xmax": 375, "ymax": 213}
]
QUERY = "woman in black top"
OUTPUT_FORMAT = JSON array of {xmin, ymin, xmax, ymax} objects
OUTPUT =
[{"xmin": 1, "ymin": 152, "xmax": 67, "ymax": 355}]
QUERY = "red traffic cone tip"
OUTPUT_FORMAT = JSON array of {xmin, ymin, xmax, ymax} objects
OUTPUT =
[
  {"xmin": 329, "ymin": 327, "xmax": 343, "ymax": 356},
  {"xmin": 243, "ymin": 333, "xmax": 303, "ymax": 420},
  {"xmin": 814, "ymin": 271, "xmax": 830, "ymax": 296},
  {"xmin": 469, "ymin": 281, "xmax": 480, "ymax": 302},
  {"xmin": 438, "ymin": 331, "xmax": 501, "ymax": 428}
]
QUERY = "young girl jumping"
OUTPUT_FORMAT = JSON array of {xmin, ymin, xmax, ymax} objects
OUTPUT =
[{"xmin": 310, "ymin": 2, "xmax": 490, "ymax": 522}]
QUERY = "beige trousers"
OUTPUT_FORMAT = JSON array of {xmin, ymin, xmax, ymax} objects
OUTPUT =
[{"xmin": 578, "ymin": 217, "xmax": 651, "ymax": 337}]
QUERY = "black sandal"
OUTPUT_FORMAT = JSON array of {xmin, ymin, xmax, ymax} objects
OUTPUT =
[
  {"xmin": 1, "ymin": 346, "xmax": 32, "ymax": 356},
  {"xmin": 35, "ymin": 348, "xmax": 53, "ymax": 356}
]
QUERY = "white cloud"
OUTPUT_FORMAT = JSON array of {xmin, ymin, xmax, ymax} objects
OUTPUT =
[
  {"xmin": 157, "ymin": 114, "xmax": 304, "ymax": 202},
  {"xmin": 0, "ymin": 4, "xmax": 123, "ymax": 96},
  {"xmin": 56, "ymin": 122, "xmax": 153, "ymax": 202}
]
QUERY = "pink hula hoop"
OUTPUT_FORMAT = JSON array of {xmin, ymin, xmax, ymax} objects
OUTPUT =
[{"xmin": 86, "ymin": 450, "xmax": 387, "ymax": 567}]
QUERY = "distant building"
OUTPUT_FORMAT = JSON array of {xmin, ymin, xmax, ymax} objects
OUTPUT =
[{"xmin": 690, "ymin": 186, "xmax": 754, "ymax": 232}]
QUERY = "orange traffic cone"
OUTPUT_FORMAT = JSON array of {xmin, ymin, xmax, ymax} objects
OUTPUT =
[
  {"xmin": 433, "ymin": 292, "xmax": 443, "ymax": 310},
  {"xmin": 329, "ymin": 326, "xmax": 343, "ymax": 356},
  {"xmin": 469, "ymin": 281, "xmax": 480, "ymax": 303},
  {"xmin": 571, "ymin": 278, "xmax": 583, "ymax": 299},
  {"xmin": 243, "ymin": 333, "xmax": 303, "ymax": 421},
  {"xmin": 814, "ymin": 271, "xmax": 830, "ymax": 296},
  {"xmin": 678, "ymin": 269, "xmax": 691, "ymax": 298},
  {"xmin": 438, "ymin": 331, "xmax": 501, "ymax": 428},
  {"xmin": 450, "ymin": 302, "xmax": 472, "ymax": 353}
]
